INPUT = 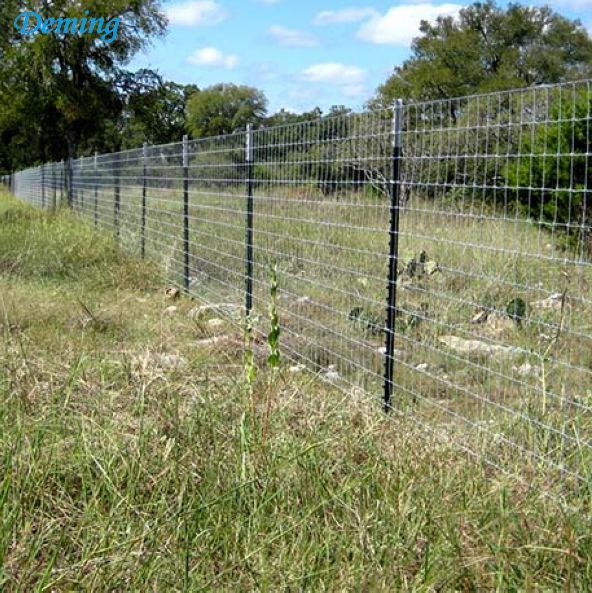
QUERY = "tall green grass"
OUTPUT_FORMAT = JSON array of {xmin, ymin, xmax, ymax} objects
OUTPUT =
[{"xmin": 1, "ymin": 190, "xmax": 592, "ymax": 590}]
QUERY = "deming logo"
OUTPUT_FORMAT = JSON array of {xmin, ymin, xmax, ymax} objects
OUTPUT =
[{"xmin": 14, "ymin": 10, "xmax": 121, "ymax": 43}]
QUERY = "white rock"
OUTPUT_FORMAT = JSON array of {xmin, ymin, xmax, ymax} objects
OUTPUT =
[
  {"xmin": 289, "ymin": 364, "xmax": 306, "ymax": 373},
  {"xmin": 195, "ymin": 336, "xmax": 229, "ymax": 347},
  {"xmin": 188, "ymin": 303, "xmax": 240, "ymax": 319},
  {"xmin": 323, "ymin": 365, "xmax": 340, "ymax": 380},
  {"xmin": 295, "ymin": 296, "xmax": 312, "ymax": 305},
  {"xmin": 206, "ymin": 318, "xmax": 225, "ymax": 331},
  {"xmin": 416, "ymin": 363, "xmax": 429, "ymax": 371},
  {"xmin": 471, "ymin": 310, "xmax": 489, "ymax": 324},
  {"xmin": 439, "ymin": 336, "xmax": 520, "ymax": 358},
  {"xmin": 531, "ymin": 293, "xmax": 564, "ymax": 311},
  {"xmin": 157, "ymin": 353, "xmax": 187, "ymax": 369},
  {"xmin": 376, "ymin": 346, "xmax": 404, "ymax": 358},
  {"xmin": 164, "ymin": 305, "xmax": 178, "ymax": 315},
  {"xmin": 424, "ymin": 260, "xmax": 440, "ymax": 275},
  {"xmin": 514, "ymin": 362, "xmax": 541, "ymax": 378}
]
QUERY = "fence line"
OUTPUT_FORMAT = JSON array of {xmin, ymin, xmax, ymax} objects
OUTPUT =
[{"xmin": 2, "ymin": 79, "xmax": 591, "ymax": 491}]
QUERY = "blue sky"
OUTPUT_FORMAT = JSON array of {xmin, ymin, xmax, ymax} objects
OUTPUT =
[{"xmin": 132, "ymin": 0, "xmax": 592, "ymax": 114}]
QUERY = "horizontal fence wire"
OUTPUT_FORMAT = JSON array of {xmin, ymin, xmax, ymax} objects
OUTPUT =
[{"xmin": 3, "ymin": 79, "xmax": 591, "ymax": 492}]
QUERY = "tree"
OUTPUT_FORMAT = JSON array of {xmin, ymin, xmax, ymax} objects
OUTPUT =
[
  {"xmin": 505, "ymin": 87, "xmax": 591, "ymax": 252},
  {"xmin": 186, "ymin": 84, "xmax": 267, "ymax": 138},
  {"xmin": 114, "ymin": 70, "xmax": 195, "ymax": 149},
  {"xmin": 264, "ymin": 106, "xmax": 323, "ymax": 128},
  {"xmin": 0, "ymin": 0, "xmax": 166, "ymax": 172},
  {"xmin": 371, "ymin": 2, "xmax": 592, "ymax": 107}
]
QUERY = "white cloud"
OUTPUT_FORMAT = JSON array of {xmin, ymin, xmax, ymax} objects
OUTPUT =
[
  {"xmin": 166, "ymin": 1, "xmax": 227, "ymax": 26},
  {"xmin": 269, "ymin": 25, "xmax": 319, "ymax": 47},
  {"xmin": 188, "ymin": 47, "xmax": 238, "ymax": 69},
  {"xmin": 301, "ymin": 63, "xmax": 366, "ymax": 85},
  {"xmin": 357, "ymin": 3, "xmax": 462, "ymax": 46},
  {"xmin": 313, "ymin": 7, "xmax": 377, "ymax": 26}
]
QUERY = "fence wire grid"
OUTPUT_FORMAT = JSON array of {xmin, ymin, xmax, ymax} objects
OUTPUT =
[{"xmin": 3, "ymin": 79, "xmax": 592, "ymax": 491}]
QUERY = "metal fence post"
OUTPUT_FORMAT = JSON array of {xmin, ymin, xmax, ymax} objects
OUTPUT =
[
  {"xmin": 60, "ymin": 160, "xmax": 64, "ymax": 206},
  {"xmin": 114, "ymin": 152, "xmax": 120, "ymax": 242},
  {"xmin": 141, "ymin": 143, "xmax": 147, "ymax": 258},
  {"xmin": 67, "ymin": 157, "xmax": 73, "ymax": 207},
  {"xmin": 52, "ymin": 163, "xmax": 57, "ymax": 209},
  {"xmin": 79, "ymin": 158, "xmax": 84, "ymax": 212},
  {"xmin": 245, "ymin": 124, "xmax": 255, "ymax": 318},
  {"xmin": 384, "ymin": 99, "xmax": 404, "ymax": 413},
  {"xmin": 182, "ymin": 135, "xmax": 190, "ymax": 291},
  {"xmin": 94, "ymin": 152, "xmax": 98, "ymax": 227},
  {"xmin": 41, "ymin": 163, "xmax": 45, "ymax": 208}
]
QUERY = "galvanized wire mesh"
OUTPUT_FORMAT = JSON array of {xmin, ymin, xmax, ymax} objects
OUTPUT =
[{"xmin": 4, "ymin": 79, "xmax": 592, "ymax": 490}]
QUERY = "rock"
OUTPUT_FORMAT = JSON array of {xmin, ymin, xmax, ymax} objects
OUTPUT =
[
  {"xmin": 289, "ymin": 364, "xmax": 306, "ymax": 373},
  {"xmin": 158, "ymin": 353, "xmax": 187, "ymax": 369},
  {"xmin": 376, "ymin": 346, "xmax": 404, "ymax": 358},
  {"xmin": 424, "ymin": 260, "xmax": 440, "ymax": 275},
  {"xmin": 195, "ymin": 335, "xmax": 230, "ymax": 347},
  {"xmin": 415, "ymin": 363, "xmax": 429, "ymax": 371},
  {"xmin": 471, "ymin": 310, "xmax": 489, "ymax": 324},
  {"xmin": 206, "ymin": 318, "xmax": 225, "ymax": 331},
  {"xmin": 295, "ymin": 296, "xmax": 312, "ymax": 305},
  {"xmin": 514, "ymin": 362, "xmax": 541, "ymax": 378},
  {"xmin": 323, "ymin": 364, "xmax": 340, "ymax": 381},
  {"xmin": 164, "ymin": 305, "xmax": 178, "ymax": 315},
  {"xmin": 531, "ymin": 292, "xmax": 564, "ymax": 311},
  {"xmin": 187, "ymin": 303, "xmax": 240, "ymax": 319},
  {"xmin": 165, "ymin": 287, "xmax": 180, "ymax": 301},
  {"xmin": 439, "ymin": 335, "xmax": 520, "ymax": 358},
  {"xmin": 485, "ymin": 312, "xmax": 515, "ymax": 335}
]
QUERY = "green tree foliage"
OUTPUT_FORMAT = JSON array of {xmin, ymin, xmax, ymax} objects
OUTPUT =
[
  {"xmin": 371, "ymin": 1, "xmax": 592, "ymax": 107},
  {"xmin": 263, "ymin": 107, "xmax": 322, "ymax": 128},
  {"xmin": 186, "ymin": 84, "xmax": 267, "ymax": 138},
  {"xmin": 114, "ymin": 70, "xmax": 197, "ymax": 149},
  {"xmin": 505, "ymin": 88, "xmax": 591, "ymax": 249},
  {"xmin": 0, "ymin": 0, "xmax": 167, "ymax": 172}
]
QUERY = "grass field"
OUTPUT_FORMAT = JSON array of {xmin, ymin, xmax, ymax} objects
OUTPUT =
[{"xmin": 2, "ymin": 190, "xmax": 592, "ymax": 589}]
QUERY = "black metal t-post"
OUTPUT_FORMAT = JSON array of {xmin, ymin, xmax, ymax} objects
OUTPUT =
[
  {"xmin": 79, "ymin": 158, "xmax": 84, "ymax": 212},
  {"xmin": 67, "ymin": 157, "xmax": 74, "ymax": 207},
  {"xmin": 182, "ymin": 136, "xmax": 190, "ymax": 292},
  {"xmin": 94, "ymin": 153, "xmax": 98, "ymax": 227},
  {"xmin": 245, "ymin": 124, "xmax": 255, "ymax": 318},
  {"xmin": 41, "ymin": 164, "xmax": 45, "ymax": 208},
  {"xmin": 141, "ymin": 143, "xmax": 148, "ymax": 258},
  {"xmin": 384, "ymin": 99, "xmax": 404, "ymax": 413},
  {"xmin": 114, "ymin": 152, "xmax": 120, "ymax": 242},
  {"xmin": 52, "ymin": 163, "xmax": 57, "ymax": 209}
]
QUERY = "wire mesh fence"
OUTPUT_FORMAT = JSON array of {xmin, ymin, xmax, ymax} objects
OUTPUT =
[{"xmin": 3, "ymin": 79, "xmax": 591, "ymax": 491}]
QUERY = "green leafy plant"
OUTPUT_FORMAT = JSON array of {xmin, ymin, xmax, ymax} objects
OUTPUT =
[
  {"xmin": 243, "ymin": 312, "xmax": 257, "ymax": 393},
  {"xmin": 267, "ymin": 263, "xmax": 281, "ymax": 370},
  {"xmin": 261, "ymin": 263, "xmax": 281, "ymax": 449}
]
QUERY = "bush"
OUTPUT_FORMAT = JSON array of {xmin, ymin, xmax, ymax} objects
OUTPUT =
[{"xmin": 505, "ymin": 88, "xmax": 591, "ymax": 251}]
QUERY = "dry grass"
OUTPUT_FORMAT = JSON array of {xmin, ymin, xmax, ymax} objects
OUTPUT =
[{"xmin": 1, "ymin": 191, "xmax": 592, "ymax": 590}]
